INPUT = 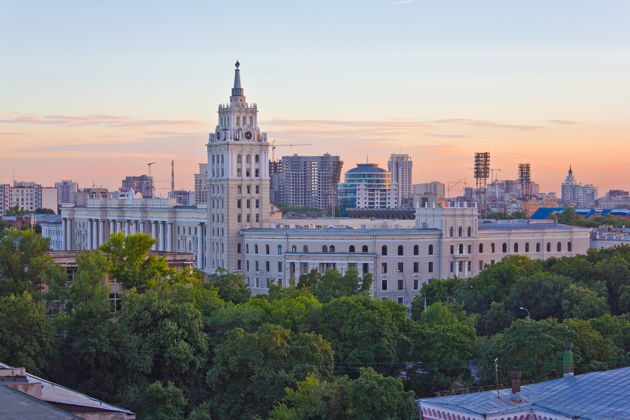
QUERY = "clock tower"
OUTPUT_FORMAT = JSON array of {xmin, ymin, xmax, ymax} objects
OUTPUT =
[{"xmin": 206, "ymin": 62, "xmax": 271, "ymax": 273}]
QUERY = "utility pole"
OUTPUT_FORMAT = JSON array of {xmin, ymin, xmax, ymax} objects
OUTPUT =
[{"xmin": 171, "ymin": 160, "xmax": 175, "ymax": 193}]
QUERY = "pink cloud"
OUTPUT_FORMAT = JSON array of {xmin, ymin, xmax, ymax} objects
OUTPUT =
[
  {"xmin": 432, "ymin": 118, "xmax": 543, "ymax": 131},
  {"xmin": 0, "ymin": 113, "xmax": 204, "ymax": 128},
  {"xmin": 548, "ymin": 119, "xmax": 581, "ymax": 125}
]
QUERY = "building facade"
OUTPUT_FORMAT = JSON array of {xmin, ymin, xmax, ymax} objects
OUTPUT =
[
  {"xmin": 54, "ymin": 180, "xmax": 78, "ymax": 205},
  {"xmin": 5, "ymin": 181, "xmax": 58, "ymax": 213},
  {"xmin": 121, "ymin": 175, "xmax": 154, "ymax": 199},
  {"xmin": 338, "ymin": 163, "xmax": 398, "ymax": 211},
  {"xmin": 388, "ymin": 153, "xmax": 413, "ymax": 206},
  {"xmin": 270, "ymin": 154, "xmax": 342, "ymax": 215},
  {"xmin": 561, "ymin": 166, "xmax": 597, "ymax": 206},
  {"xmin": 194, "ymin": 163, "xmax": 208, "ymax": 205}
]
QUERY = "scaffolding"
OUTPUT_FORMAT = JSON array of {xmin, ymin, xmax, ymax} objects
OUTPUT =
[
  {"xmin": 518, "ymin": 163, "xmax": 531, "ymax": 201},
  {"xmin": 474, "ymin": 152, "xmax": 490, "ymax": 215}
]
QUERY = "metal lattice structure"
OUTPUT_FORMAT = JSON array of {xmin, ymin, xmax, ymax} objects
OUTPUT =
[
  {"xmin": 518, "ymin": 163, "xmax": 531, "ymax": 201},
  {"xmin": 474, "ymin": 152, "xmax": 490, "ymax": 214}
]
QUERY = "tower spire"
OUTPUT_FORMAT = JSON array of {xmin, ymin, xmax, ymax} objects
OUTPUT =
[{"xmin": 232, "ymin": 60, "xmax": 244, "ymax": 97}]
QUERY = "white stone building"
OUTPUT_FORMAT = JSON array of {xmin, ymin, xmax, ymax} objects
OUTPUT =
[{"xmin": 60, "ymin": 62, "xmax": 591, "ymax": 304}]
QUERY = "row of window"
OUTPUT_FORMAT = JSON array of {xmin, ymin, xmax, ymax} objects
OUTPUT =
[
  {"xmin": 479, "ymin": 241, "xmax": 573, "ymax": 253},
  {"xmin": 240, "ymin": 243, "xmax": 437, "ymax": 256},
  {"xmin": 381, "ymin": 261, "xmax": 434, "ymax": 274},
  {"xmin": 449, "ymin": 226, "xmax": 473, "ymax": 237},
  {"xmin": 381, "ymin": 279, "xmax": 422, "ymax": 291}
]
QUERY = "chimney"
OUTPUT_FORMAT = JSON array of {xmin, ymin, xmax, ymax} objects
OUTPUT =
[
  {"xmin": 511, "ymin": 370, "xmax": 522, "ymax": 401},
  {"xmin": 563, "ymin": 341, "xmax": 574, "ymax": 377}
]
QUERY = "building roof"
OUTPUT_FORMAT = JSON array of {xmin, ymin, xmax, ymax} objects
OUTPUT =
[
  {"xmin": 242, "ymin": 227, "xmax": 439, "ymax": 235},
  {"xmin": 346, "ymin": 163, "xmax": 387, "ymax": 174},
  {"xmin": 418, "ymin": 366, "xmax": 630, "ymax": 420},
  {"xmin": 0, "ymin": 385, "xmax": 81, "ymax": 420},
  {"xmin": 478, "ymin": 221, "xmax": 586, "ymax": 231},
  {"xmin": 0, "ymin": 363, "xmax": 134, "ymax": 417}
]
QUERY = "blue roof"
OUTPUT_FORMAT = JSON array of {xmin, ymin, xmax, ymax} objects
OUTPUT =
[
  {"xmin": 478, "ymin": 222, "xmax": 586, "ymax": 231},
  {"xmin": 419, "ymin": 366, "xmax": 630, "ymax": 420},
  {"xmin": 529, "ymin": 207, "xmax": 565, "ymax": 219},
  {"xmin": 346, "ymin": 163, "xmax": 386, "ymax": 174}
]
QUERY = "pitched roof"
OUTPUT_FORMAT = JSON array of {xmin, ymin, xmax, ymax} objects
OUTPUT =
[{"xmin": 418, "ymin": 366, "xmax": 630, "ymax": 420}]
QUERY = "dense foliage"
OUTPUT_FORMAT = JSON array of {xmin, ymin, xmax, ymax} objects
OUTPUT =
[{"xmin": 0, "ymin": 227, "xmax": 629, "ymax": 419}]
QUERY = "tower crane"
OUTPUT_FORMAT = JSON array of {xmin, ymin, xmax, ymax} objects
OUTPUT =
[
  {"xmin": 147, "ymin": 162, "xmax": 156, "ymax": 177},
  {"xmin": 446, "ymin": 178, "xmax": 467, "ymax": 197},
  {"xmin": 270, "ymin": 140, "xmax": 312, "ymax": 161}
]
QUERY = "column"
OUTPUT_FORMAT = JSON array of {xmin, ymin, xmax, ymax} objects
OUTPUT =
[
  {"xmin": 166, "ymin": 223, "xmax": 172, "ymax": 252},
  {"xmin": 67, "ymin": 219, "xmax": 73, "ymax": 250},
  {"xmin": 92, "ymin": 219, "xmax": 98, "ymax": 249},
  {"xmin": 130, "ymin": 221, "xmax": 136, "ymax": 234},
  {"xmin": 123, "ymin": 221, "xmax": 129, "ymax": 236},
  {"xmin": 61, "ymin": 218, "xmax": 67, "ymax": 250},
  {"xmin": 157, "ymin": 222, "xmax": 164, "ymax": 251},
  {"xmin": 87, "ymin": 219, "xmax": 92, "ymax": 250},
  {"xmin": 109, "ymin": 220, "xmax": 115, "ymax": 238},
  {"xmin": 98, "ymin": 220, "xmax": 104, "ymax": 246},
  {"xmin": 151, "ymin": 221, "xmax": 157, "ymax": 250},
  {"xmin": 196, "ymin": 224, "xmax": 203, "ymax": 269}
]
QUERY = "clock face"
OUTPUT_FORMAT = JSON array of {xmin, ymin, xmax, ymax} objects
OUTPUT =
[
  {"xmin": 244, "ymin": 131, "xmax": 253, "ymax": 140},
  {"xmin": 215, "ymin": 132, "xmax": 221, "ymax": 141}
]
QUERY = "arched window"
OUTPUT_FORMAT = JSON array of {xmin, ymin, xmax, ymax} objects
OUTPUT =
[
  {"xmin": 449, "ymin": 227, "xmax": 454, "ymax": 237},
  {"xmin": 491, "ymin": 243, "xmax": 496, "ymax": 253},
  {"xmin": 525, "ymin": 243, "xmax": 530, "ymax": 252},
  {"xmin": 557, "ymin": 242, "xmax": 562, "ymax": 252},
  {"xmin": 254, "ymin": 244, "xmax": 259, "ymax": 254},
  {"xmin": 329, "ymin": 245, "xmax": 335, "ymax": 252},
  {"xmin": 265, "ymin": 244, "xmax": 270, "ymax": 254},
  {"xmin": 362, "ymin": 245, "xmax": 368, "ymax": 252},
  {"xmin": 382, "ymin": 245, "xmax": 388, "ymax": 256},
  {"xmin": 568, "ymin": 241, "xmax": 572, "ymax": 252},
  {"xmin": 322, "ymin": 245, "xmax": 328, "ymax": 252},
  {"xmin": 246, "ymin": 154, "xmax": 251, "ymax": 163},
  {"xmin": 536, "ymin": 242, "xmax": 541, "ymax": 252},
  {"xmin": 237, "ymin": 154, "xmax": 242, "ymax": 163},
  {"xmin": 458, "ymin": 226, "xmax": 463, "ymax": 237},
  {"xmin": 398, "ymin": 245, "xmax": 404, "ymax": 256},
  {"xmin": 428, "ymin": 244, "xmax": 434, "ymax": 255},
  {"xmin": 467, "ymin": 226, "xmax": 472, "ymax": 237},
  {"xmin": 514, "ymin": 243, "xmax": 519, "ymax": 252},
  {"xmin": 479, "ymin": 243, "xmax": 484, "ymax": 253},
  {"xmin": 413, "ymin": 245, "xmax": 419, "ymax": 255},
  {"xmin": 291, "ymin": 245, "xmax": 297, "ymax": 252},
  {"xmin": 303, "ymin": 245, "xmax": 308, "ymax": 252},
  {"xmin": 255, "ymin": 154, "xmax": 259, "ymax": 163},
  {"xmin": 547, "ymin": 242, "xmax": 551, "ymax": 252},
  {"xmin": 458, "ymin": 244, "xmax": 464, "ymax": 254},
  {"xmin": 502, "ymin": 243, "xmax": 507, "ymax": 253},
  {"xmin": 349, "ymin": 245, "xmax": 356, "ymax": 252}
]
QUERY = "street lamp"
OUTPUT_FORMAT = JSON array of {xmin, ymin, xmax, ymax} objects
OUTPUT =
[{"xmin": 519, "ymin": 306, "xmax": 530, "ymax": 322}]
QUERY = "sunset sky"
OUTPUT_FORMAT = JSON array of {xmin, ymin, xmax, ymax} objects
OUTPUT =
[{"xmin": 1, "ymin": 0, "xmax": 629, "ymax": 196}]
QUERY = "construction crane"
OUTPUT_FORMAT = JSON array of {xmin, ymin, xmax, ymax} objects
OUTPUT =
[
  {"xmin": 270, "ymin": 140, "xmax": 312, "ymax": 161},
  {"xmin": 446, "ymin": 178, "xmax": 467, "ymax": 198},
  {"xmin": 147, "ymin": 162, "xmax": 156, "ymax": 177}
]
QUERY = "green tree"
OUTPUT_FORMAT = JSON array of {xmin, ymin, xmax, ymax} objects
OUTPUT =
[
  {"xmin": 297, "ymin": 268, "xmax": 372, "ymax": 303},
  {"xmin": 476, "ymin": 301, "xmax": 514, "ymax": 336},
  {"xmin": 318, "ymin": 295, "xmax": 409, "ymax": 375},
  {"xmin": 505, "ymin": 272, "xmax": 570, "ymax": 320},
  {"xmin": 100, "ymin": 232, "xmax": 171, "ymax": 291},
  {"xmin": 0, "ymin": 292, "xmax": 54, "ymax": 374},
  {"xmin": 208, "ymin": 269, "xmax": 251, "ymax": 304},
  {"xmin": 130, "ymin": 381, "xmax": 187, "ymax": 420},
  {"xmin": 34, "ymin": 208, "xmax": 56, "ymax": 215},
  {"xmin": 562, "ymin": 284, "xmax": 609, "ymax": 319},
  {"xmin": 269, "ymin": 368, "xmax": 415, "ymax": 420},
  {"xmin": 5, "ymin": 205, "xmax": 27, "ymax": 216},
  {"xmin": 0, "ymin": 228, "xmax": 54, "ymax": 296},
  {"xmin": 594, "ymin": 255, "xmax": 630, "ymax": 314},
  {"xmin": 206, "ymin": 324, "xmax": 334, "ymax": 419}
]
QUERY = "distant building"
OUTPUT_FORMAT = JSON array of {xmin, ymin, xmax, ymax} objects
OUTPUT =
[
  {"xmin": 598, "ymin": 189, "xmax": 630, "ymax": 209},
  {"xmin": 169, "ymin": 189, "xmax": 194, "ymax": 205},
  {"xmin": 561, "ymin": 166, "xmax": 597, "ymax": 206},
  {"xmin": 269, "ymin": 160, "xmax": 283, "ymax": 203},
  {"xmin": 73, "ymin": 187, "xmax": 110, "ymax": 206},
  {"xmin": 54, "ymin": 180, "xmax": 78, "ymax": 205},
  {"xmin": 338, "ymin": 163, "xmax": 397, "ymax": 211},
  {"xmin": 388, "ymin": 154, "xmax": 413, "ymax": 206},
  {"xmin": 411, "ymin": 182, "xmax": 445, "ymax": 208},
  {"xmin": 271, "ymin": 154, "xmax": 342, "ymax": 215},
  {"xmin": 6, "ymin": 181, "xmax": 58, "ymax": 213},
  {"xmin": 39, "ymin": 215, "xmax": 63, "ymax": 250},
  {"xmin": 121, "ymin": 175, "xmax": 154, "ymax": 198},
  {"xmin": 0, "ymin": 184, "xmax": 9, "ymax": 217},
  {"xmin": 194, "ymin": 163, "xmax": 208, "ymax": 206}
]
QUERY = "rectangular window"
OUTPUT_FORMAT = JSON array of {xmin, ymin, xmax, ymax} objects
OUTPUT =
[
  {"xmin": 255, "ymin": 261, "xmax": 259, "ymax": 271},
  {"xmin": 468, "ymin": 245, "xmax": 472, "ymax": 253},
  {"xmin": 450, "ymin": 245, "xmax": 454, "ymax": 254},
  {"xmin": 397, "ymin": 279, "xmax": 403, "ymax": 290},
  {"xmin": 247, "ymin": 214, "xmax": 251, "ymax": 222},
  {"xmin": 237, "ymin": 214, "xmax": 242, "ymax": 223},
  {"xmin": 397, "ymin": 262, "xmax": 404, "ymax": 273},
  {"xmin": 247, "ymin": 185, "xmax": 251, "ymax": 194},
  {"xmin": 237, "ymin": 185, "xmax": 242, "ymax": 194},
  {"xmin": 413, "ymin": 262, "xmax": 419, "ymax": 273},
  {"xmin": 247, "ymin": 199, "xmax": 251, "ymax": 209},
  {"xmin": 413, "ymin": 279, "xmax": 419, "ymax": 290},
  {"xmin": 278, "ymin": 261, "xmax": 283, "ymax": 272},
  {"xmin": 468, "ymin": 261, "xmax": 472, "ymax": 271},
  {"xmin": 266, "ymin": 261, "xmax": 270, "ymax": 272},
  {"xmin": 381, "ymin": 262, "xmax": 387, "ymax": 274},
  {"xmin": 381, "ymin": 280, "xmax": 388, "ymax": 290},
  {"xmin": 450, "ymin": 262, "xmax": 454, "ymax": 273},
  {"xmin": 428, "ymin": 262, "xmax": 434, "ymax": 273},
  {"xmin": 256, "ymin": 199, "xmax": 260, "ymax": 208},
  {"xmin": 255, "ymin": 185, "xmax": 260, "ymax": 194},
  {"xmin": 479, "ymin": 260, "xmax": 484, "ymax": 270},
  {"xmin": 237, "ymin": 259, "xmax": 242, "ymax": 270},
  {"xmin": 246, "ymin": 260, "xmax": 250, "ymax": 270},
  {"xmin": 255, "ymin": 213, "xmax": 260, "ymax": 222},
  {"xmin": 237, "ymin": 199, "xmax": 241, "ymax": 209},
  {"xmin": 255, "ymin": 169, "xmax": 260, "ymax": 177},
  {"xmin": 397, "ymin": 297, "xmax": 404, "ymax": 304}
]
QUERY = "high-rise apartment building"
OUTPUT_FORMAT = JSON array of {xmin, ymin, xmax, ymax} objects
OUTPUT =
[
  {"xmin": 269, "ymin": 160, "xmax": 283, "ymax": 203},
  {"xmin": 194, "ymin": 164, "xmax": 208, "ymax": 205},
  {"xmin": 55, "ymin": 180, "xmax": 79, "ymax": 205},
  {"xmin": 561, "ymin": 166, "xmax": 598, "ymax": 206},
  {"xmin": 121, "ymin": 175, "xmax": 154, "ymax": 199},
  {"xmin": 5, "ymin": 181, "xmax": 58, "ymax": 213},
  {"xmin": 0, "ymin": 184, "xmax": 10, "ymax": 217},
  {"xmin": 271, "ymin": 154, "xmax": 342, "ymax": 215},
  {"xmin": 338, "ymin": 163, "xmax": 397, "ymax": 211},
  {"xmin": 205, "ymin": 61, "xmax": 271, "ymax": 273},
  {"xmin": 388, "ymin": 154, "xmax": 413, "ymax": 205}
]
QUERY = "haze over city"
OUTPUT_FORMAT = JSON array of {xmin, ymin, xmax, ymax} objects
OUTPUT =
[{"xmin": 2, "ymin": 0, "xmax": 629, "ymax": 195}]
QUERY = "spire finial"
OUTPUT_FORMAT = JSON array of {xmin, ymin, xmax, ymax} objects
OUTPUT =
[
  {"xmin": 232, "ymin": 61, "xmax": 244, "ymax": 97},
  {"xmin": 235, "ymin": 60, "xmax": 240, "ymax": 69}
]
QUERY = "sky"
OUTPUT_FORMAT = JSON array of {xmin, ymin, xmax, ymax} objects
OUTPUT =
[{"xmin": 1, "ymin": 0, "xmax": 629, "ymax": 196}]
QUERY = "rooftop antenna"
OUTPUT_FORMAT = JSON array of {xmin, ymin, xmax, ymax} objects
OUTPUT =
[{"xmin": 171, "ymin": 160, "xmax": 175, "ymax": 193}]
